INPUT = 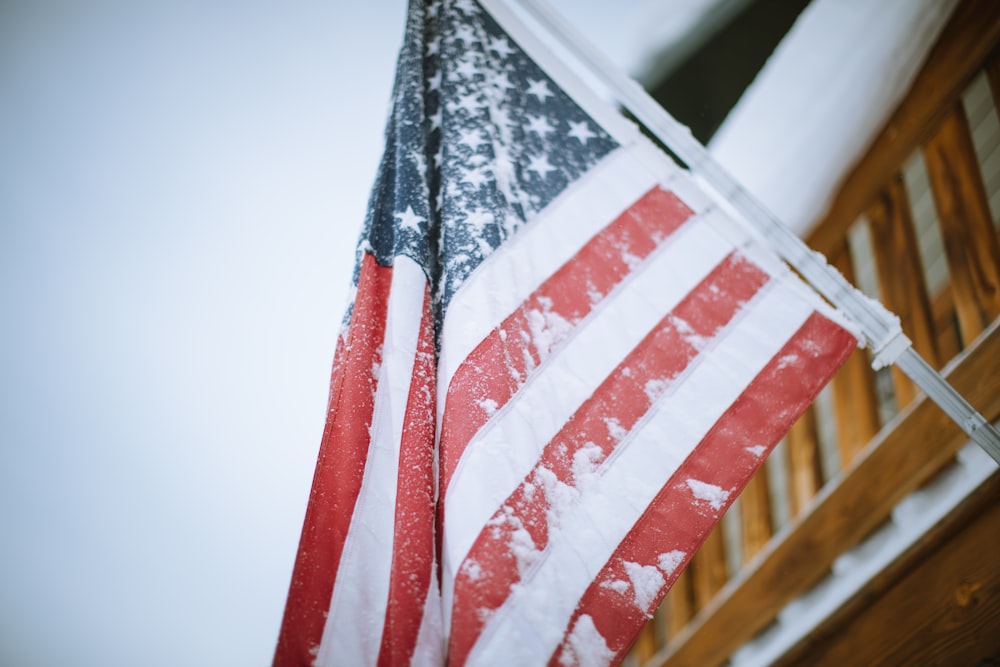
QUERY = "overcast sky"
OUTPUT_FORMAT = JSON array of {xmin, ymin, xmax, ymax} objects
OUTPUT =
[{"xmin": 0, "ymin": 1, "xmax": 650, "ymax": 665}]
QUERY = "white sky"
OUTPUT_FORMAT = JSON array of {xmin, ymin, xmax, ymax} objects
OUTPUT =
[{"xmin": 0, "ymin": 1, "xmax": 649, "ymax": 665}]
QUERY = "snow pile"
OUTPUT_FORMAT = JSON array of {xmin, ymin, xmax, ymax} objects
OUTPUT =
[
  {"xmin": 559, "ymin": 614, "xmax": 617, "ymax": 667},
  {"xmin": 623, "ymin": 560, "xmax": 666, "ymax": 611},
  {"xmin": 657, "ymin": 549, "xmax": 686, "ymax": 575},
  {"xmin": 710, "ymin": 0, "xmax": 960, "ymax": 236},
  {"xmin": 686, "ymin": 478, "xmax": 730, "ymax": 512}
]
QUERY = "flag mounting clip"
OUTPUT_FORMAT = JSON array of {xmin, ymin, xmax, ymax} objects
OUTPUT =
[{"xmin": 870, "ymin": 328, "xmax": 911, "ymax": 371}]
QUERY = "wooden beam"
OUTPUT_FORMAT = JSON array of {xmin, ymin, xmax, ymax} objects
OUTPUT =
[
  {"xmin": 867, "ymin": 174, "xmax": 940, "ymax": 406},
  {"xmin": 932, "ymin": 284, "xmax": 962, "ymax": 361},
  {"xmin": 924, "ymin": 104, "xmax": 1000, "ymax": 344},
  {"xmin": 785, "ymin": 406, "xmax": 823, "ymax": 518},
  {"xmin": 806, "ymin": 0, "xmax": 1000, "ymax": 257},
  {"xmin": 631, "ymin": 618, "xmax": 658, "ymax": 664},
  {"xmin": 774, "ymin": 472, "xmax": 1000, "ymax": 666},
  {"xmin": 663, "ymin": 568, "xmax": 695, "ymax": 641},
  {"xmin": 691, "ymin": 524, "xmax": 728, "ymax": 610},
  {"xmin": 740, "ymin": 469, "xmax": 773, "ymax": 563},
  {"xmin": 653, "ymin": 321, "xmax": 1000, "ymax": 667},
  {"xmin": 828, "ymin": 244, "xmax": 881, "ymax": 465}
]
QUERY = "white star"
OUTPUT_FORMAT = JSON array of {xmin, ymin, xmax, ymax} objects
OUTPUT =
[
  {"xmin": 455, "ymin": 55, "xmax": 478, "ymax": 80},
  {"xmin": 451, "ymin": 92, "xmax": 482, "ymax": 115},
  {"xmin": 453, "ymin": 25, "xmax": 476, "ymax": 47},
  {"xmin": 464, "ymin": 207, "xmax": 493, "ymax": 232},
  {"xmin": 526, "ymin": 114, "xmax": 555, "ymax": 137},
  {"xmin": 526, "ymin": 153, "xmax": 556, "ymax": 179},
  {"xmin": 408, "ymin": 148, "xmax": 427, "ymax": 177},
  {"xmin": 489, "ymin": 36, "xmax": 515, "ymax": 58},
  {"xmin": 460, "ymin": 167, "xmax": 490, "ymax": 189},
  {"xmin": 427, "ymin": 36, "xmax": 441, "ymax": 56},
  {"xmin": 429, "ymin": 109, "xmax": 442, "ymax": 131},
  {"xmin": 568, "ymin": 120, "xmax": 597, "ymax": 144},
  {"xmin": 395, "ymin": 205, "xmax": 425, "ymax": 232},
  {"xmin": 526, "ymin": 79, "xmax": 554, "ymax": 104},
  {"xmin": 491, "ymin": 71, "xmax": 514, "ymax": 91},
  {"xmin": 428, "ymin": 70, "xmax": 442, "ymax": 91},
  {"xmin": 458, "ymin": 128, "xmax": 487, "ymax": 151}
]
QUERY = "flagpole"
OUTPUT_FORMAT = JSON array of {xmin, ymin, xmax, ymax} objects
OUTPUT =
[{"xmin": 508, "ymin": 0, "xmax": 1000, "ymax": 465}]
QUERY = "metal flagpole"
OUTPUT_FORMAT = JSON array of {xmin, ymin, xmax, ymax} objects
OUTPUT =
[{"xmin": 510, "ymin": 0, "xmax": 1000, "ymax": 465}]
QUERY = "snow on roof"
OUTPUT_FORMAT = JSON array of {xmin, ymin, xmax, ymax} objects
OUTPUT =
[{"xmin": 708, "ymin": 0, "xmax": 960, "ymax": 237}]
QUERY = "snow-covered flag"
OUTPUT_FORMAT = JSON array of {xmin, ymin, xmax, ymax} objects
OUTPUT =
[{"xmin": 274, "ymin": 0, "xmax": 859, "ymax": 665}]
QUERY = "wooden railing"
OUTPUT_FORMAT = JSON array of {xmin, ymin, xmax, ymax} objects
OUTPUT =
[{"xmin": 626, "ymin": 0, "xmax": 1000, "ymax": 664}]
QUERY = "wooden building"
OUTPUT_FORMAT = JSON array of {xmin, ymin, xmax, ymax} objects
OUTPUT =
[{"xmin": 626, "ymin": 0, "xmax": 1000, "ymax": 664}]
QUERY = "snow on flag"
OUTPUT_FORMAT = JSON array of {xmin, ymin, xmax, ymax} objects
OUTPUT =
[{"xmin": 274, "ymin": 0, "xmax": 859, "ymax": 665}]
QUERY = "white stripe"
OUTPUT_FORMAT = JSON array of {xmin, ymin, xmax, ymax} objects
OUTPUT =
[
  {"xmin": 466, "ymin": 277, "xmax": 816, "ymax": 665},
  {"xmin": 438, "ymin": 141, "xmax": 682, "ymax": 417},
  {"xmin": 411, "ymin": 577, "xmax": 445, "ymax": 667},
  {"xmin": 440, "ymin": 210, "xmax": 735, "ymax": 625},
  {"xmin": 316, "ymin": 257, "xmax": 427, "ymax": 666}
]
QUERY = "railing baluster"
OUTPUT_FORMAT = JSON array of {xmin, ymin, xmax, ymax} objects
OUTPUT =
[
  {"xmin": 924, "ymin": 104, "xmax": 1000, "ymax": 344},
  {"xmin": 740, "ymin": 469, "xmax": 773, "ymax": 563},
  {"xmin": 828, "ymin": 243, "xmax": 881, "ymax": 466},
  {"xmin": 867, "ymin": 174, "xmax": 941, "ymax": 407},
  {"xmin": 631, "ymin": 617, "xmax": 658, "ymax": 663},
  {"xmin": 691, "ymin": 524, "xmax": 728, "ymax": 610},
  {"xmin": 664, "ymin": 569, "xmax": 695, "ymax": 641},
  {"xmin": 785, "ymin": 406, "xmax": 823, "ymax": 518}
]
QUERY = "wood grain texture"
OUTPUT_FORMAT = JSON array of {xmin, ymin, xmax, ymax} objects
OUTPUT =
[
  {"xmin": 775, "ymin": 473, "xmax": 1000, "ymax": 667},
  {"xmin": 828, "ymin": 244, "xmax": 881, "ymax": 465},
  {"xmin": 924, "ymin": 105, "xmax": 1000, "ymax": 343},
  {"xmin": 932, "ymin": 284, "xmax": 963, "ymax": 361},
  {"xmin": 691, "ymin": 524, "xmax": 728, "ymax": 611},
  {"xmin": 739, "ymin": 469, "xmax": 773, "ymax": 563},
  {"xmin": 867, "ymin": 174, "xmax": 940, "ymax": 407},
  {"xmin": 785, "ymin": 406, "xmax": 823, "ymax": 519},
  {"xmin": 630, "ymin": 618, "xmax": 658, "ymax": 663},
  {"xmin": 663, "ymin": 568, "xmax": 695, "ymax": 641},
  {"xmin": 806, "ymin": 0, "xmax": 1000, "ymax": 256}
]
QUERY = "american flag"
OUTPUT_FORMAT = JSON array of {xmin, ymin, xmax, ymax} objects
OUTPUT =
[{"xmin": 274, "ymin": 0, "xmax": 858, "ymax": 665}]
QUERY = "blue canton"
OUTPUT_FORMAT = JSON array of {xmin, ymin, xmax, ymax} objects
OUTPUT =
[{"xmin": 350, "ymin": 0, "xmax": 618, "ymax": 341}]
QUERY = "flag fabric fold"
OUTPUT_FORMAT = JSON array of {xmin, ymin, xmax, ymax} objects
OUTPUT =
[{"xmin": 274, "ymin": 0, "xmax": 860, "ymax": 665}]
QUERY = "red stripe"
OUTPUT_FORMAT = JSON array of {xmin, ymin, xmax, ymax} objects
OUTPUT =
[
  {"xmin": 439, "ymin": 187, "xmax": 693, "ymax": 494},
  {"xmin": 273, "ymin": 253, "xmax": 392, "ymax": 667},
  {"xmin": 550, "ymin": 312, "xmax": 857, "ymax": 666},
  {"xmin": 448, "ymin": 253, "xmax": 770, "ymax": 665},
  {"xmin": 378, "ymin": 285, "xmax": 438, "ymax": 666}
]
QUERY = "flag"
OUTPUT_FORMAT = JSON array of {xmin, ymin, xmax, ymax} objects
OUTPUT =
[{"xmin": 274, "ymin": 0, "xmax": 859, "ymax": 665}]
